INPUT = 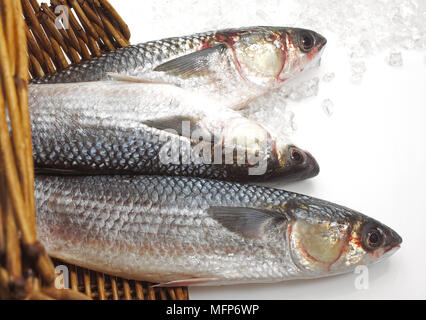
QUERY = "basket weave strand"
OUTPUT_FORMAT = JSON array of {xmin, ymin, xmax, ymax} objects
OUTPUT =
[{"xmin": 0, "ymin": 0, "xmax": 56, "ymax": 300}]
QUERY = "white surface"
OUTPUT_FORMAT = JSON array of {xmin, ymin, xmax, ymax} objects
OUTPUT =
[{"xmin": 108, "ymin": 0, "xmax": 426, "ymax": 299}]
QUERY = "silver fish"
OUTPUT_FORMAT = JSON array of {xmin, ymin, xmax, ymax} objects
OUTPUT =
[
  {"xmin": 35, "ymin": 175, "xmax": 402, "ymax": 286},
  {"xmin": 31, "ymin": 27, "xmax": 327, "ymax": 109},
  {"xmin": 29, "ymin": 81, "xmax": 319, "ymax": 182}
]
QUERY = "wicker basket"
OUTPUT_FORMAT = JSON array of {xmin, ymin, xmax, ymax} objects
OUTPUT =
[{"xmin": 0, "ymin": 0, "xmax": 189, "ymax": 300}]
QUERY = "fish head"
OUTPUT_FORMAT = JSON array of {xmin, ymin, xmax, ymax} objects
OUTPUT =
[
  {"xmin": 215, "ymin": 27, "xmax": 326, "ymax": 88},
  {"xmin": 220, "ymin": 122, "xmax": 320, "ymax": 181},
  {"xmin": 275, "ymin": 145, "xmax": 320, "ymax": 181},
  {"xmin": 280, "ymin": 28, "xmax": 327, "ymax": 82},
  {"xmin": 286, "ymin": 198, "xmax": 402, "ymax": 278}
]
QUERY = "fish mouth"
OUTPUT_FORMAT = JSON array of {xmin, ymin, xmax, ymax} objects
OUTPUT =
[
  {"xmin": 383, "ymin": 245, "xmax": 401, "ymax": 257},
  {"xmin": 300, "ymin": 150, "xmax": 320, "ymax": 179},
  {"xmin": 275, "ymin": 146, "xmax": 320, "ymax": 182},
  {"xmin": 386, "ymin": 229, "xmax": 403, "ymax": 250},
  {"xmin": 317, "ymin": 36, "xmax": 327, "ymax": 51},
  {"xmin": 308, "ymin": 151, "xmax": 320, "ymax": 174},
  {"xmin": 381, "ymin": 226, "xmax": 402, "ymax": 254},
  {"xmin": 314, "ymin": 30, "xmax": 327, "ymax": 52}
]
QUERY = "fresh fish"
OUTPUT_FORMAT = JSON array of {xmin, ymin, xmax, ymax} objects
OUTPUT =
[
  {"xmin": 31, "ymin": 27, "xmax": 327, "ymax": 109},
  {"xmin": 35, "ymin": 175, "xmax": 402, "ymax": 286},
  {"xmin": 29, "ymin": 81, "xmax": 319, "ymax": 182}
]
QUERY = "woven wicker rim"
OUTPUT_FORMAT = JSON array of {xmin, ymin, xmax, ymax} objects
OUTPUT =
[{"xmin": 0, "ymin": 0, "xmax": 189, "ymax": 300}]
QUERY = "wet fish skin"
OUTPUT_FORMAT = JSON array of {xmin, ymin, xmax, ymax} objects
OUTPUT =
[
  {"xmin": 35, "ymin": 175, "xmax": 402, "ymax": 286},
  {"xmin": 29, "ymin": 81, "xmax": 319, "ymax": 182},
  {"xmin": 31, "ymin": 26, "xmax": 326, "ymax": 86},
  {"xmin": 31, "ymin": 31, "xmax": 216, "ymax": 84}
]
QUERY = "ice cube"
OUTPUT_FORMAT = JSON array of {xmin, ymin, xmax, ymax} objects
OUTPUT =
[
  {"xmin": 286, "ymin": 77, "xmax": 321, "ymax": 101},
  {"xmin": 256, "ymin": 9, "xmax": 269, "ymax": 22},
  {"xmin": 350, "ymin": 61, "xmax": 367, "ymax": 84},
  {"xmin": 351, "ymin": 61, "xmax": 367, "ymax": 74},
  {"xmin": 321, "ymin": 99, "xmax": 334, "ymax": 116},
  {"xmin": 322, "ymin": 72, "xmax": 335, "ymax": 82},
  {"xmin": 386, "ymin": 52, "xmax": 403, "ymax": 67},
  {"xmin": 289, "ymin": 90, "xmax": 302, "ymax": 101}
]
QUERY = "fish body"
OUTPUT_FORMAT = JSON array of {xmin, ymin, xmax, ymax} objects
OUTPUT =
[
  {"xmin": 29, "ymin": 81, "xmax": 319, "ymax": 182},
  {"xmin": 35, "ymin": 175, "xmax": 402, "ymax": 286},
  {"xmin": 31, "ymin": 27, "xmax": 327, "ymax": 109}
]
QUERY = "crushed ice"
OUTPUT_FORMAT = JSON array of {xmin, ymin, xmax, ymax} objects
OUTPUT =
[
  {"xmin": 247, "ymin": 0, "xmax": 425, "ymax": 138},
  {"xmin": 293, "ymin": 0, "xmax": 426, "ymax": 59},
  {"xmin": 288, "ymin": 78, "xmax": 320, "ymax": 102}
]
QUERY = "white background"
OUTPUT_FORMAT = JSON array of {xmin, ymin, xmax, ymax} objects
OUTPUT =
[{"xmin": 107, "ymin": 0, "xmax": 426, "ymax": 299}]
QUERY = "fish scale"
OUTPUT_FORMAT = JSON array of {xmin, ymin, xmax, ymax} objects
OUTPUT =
[
  {"xmin": 31, "ymin": 32, "xmax": 215, "ymax": 84},
  {"xmin": 30, "ymin": 84, "xmax": 232, "ymax": 178},
  {"xmin": 35, "ymin": 175, "xmax": 402, "ymax": 286}
]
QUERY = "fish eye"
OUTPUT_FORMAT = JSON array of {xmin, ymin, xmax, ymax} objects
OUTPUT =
[
  {"xmin": 290, "ymin": 148, "xmax": 304, "ymax": 164},
  {"xmin": 363, "ymin": 227, "xmax": 384, "ymax": 250},
  {"xmin": 299, "ymin": 31, "xmax": 315, "ymax": 52}
]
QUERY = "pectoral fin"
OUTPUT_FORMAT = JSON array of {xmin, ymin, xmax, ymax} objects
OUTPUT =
[
  {"xmin": 142, "ymin": 116, "xmax": 201, "ymax": 137},
  {"xmin": 154, "ymin": 44, "xmax": 227, "ymax": 78},
  {"xmin": 152, "ymin": 278, "xmax": 219, "ymax": 287},
  {"xmin": 207, "ymin": 207, "xmax": 287, "ymax": 240},
  {"xmin": 106, "ymin": 72, "xmax": 170, "ymax": 85},
  {"xmin": 143, "ymin": 116, "xmax": 219, "ymax": 146}
]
